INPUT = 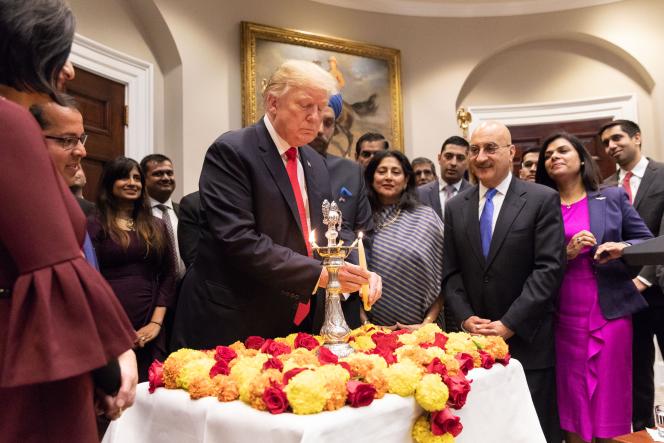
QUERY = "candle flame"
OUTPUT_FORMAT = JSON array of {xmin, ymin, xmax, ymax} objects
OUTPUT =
[
  {"xmin": 309, "ymin": 229, "xmax": 316, "ymax": 243},
  {"xmin": 358, "ymin": 231, "xmax": 364, "ymax": 239}
]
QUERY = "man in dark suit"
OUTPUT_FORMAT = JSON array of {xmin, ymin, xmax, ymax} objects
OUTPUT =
[
  {"xmin": 177, "ymin": 190, "xmax": 201, "ymax": 270},
  {"xmin": 600, "ymin": 119, "xmax": 664, "ymax": 431},
  {"xmin": 418, "ymin": 136, "xmax": 470, "ymax": 221},
  {"xmin": 171, "ymin": 61, "xmax": 381, "ymax": 349},
  {"xmin": 309, "ymin": 94, "xmax": 373, "ymax": 330},
  {"xmin": 443, "ymin": 121, "xmax": 565, "ymax": 443}
]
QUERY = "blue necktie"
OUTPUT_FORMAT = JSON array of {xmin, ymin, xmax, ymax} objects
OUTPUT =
[{"xmin": 480, "ymin": 188, "xmax": 498, "ymax": 258}]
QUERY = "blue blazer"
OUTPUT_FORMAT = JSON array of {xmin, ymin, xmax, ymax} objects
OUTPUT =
[{"xmin": 586, "ymin": 186, "xmax": 652, "ymax": 319}]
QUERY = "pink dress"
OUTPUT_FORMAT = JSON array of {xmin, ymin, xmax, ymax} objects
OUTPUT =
[{"xmin": 556, "ymin": 197, "xmax": 632, "ymax": 440}]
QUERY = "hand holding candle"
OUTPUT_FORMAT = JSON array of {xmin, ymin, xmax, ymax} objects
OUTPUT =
[{"xmin": 357, "ymin": 232, "xmax": 371, "ymax": 311}]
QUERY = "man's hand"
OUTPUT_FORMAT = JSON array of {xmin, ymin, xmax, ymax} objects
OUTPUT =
[
  {"xmin": 96, "ymin": 349, "xmax": 138, "ymax": 420},
  {"xmin": 366, "ymin": 271, "xmax": 382, "ymax": 307},
  {"xmin": 633, "ymin": 277, "xmax": 648, "ymax": 293},
  {"xmin": 461, "ymin": 316, "xmax": 491, "ymax": 334},
  {"xmin": 480, "ymin": 320, "xmax": 514, "ymax": 339},
  {"xmin": 594, "ymin": 241, "xmax": 628, "ymax": 264}
]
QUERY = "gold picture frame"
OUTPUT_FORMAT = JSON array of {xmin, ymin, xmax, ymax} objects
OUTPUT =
[{"xmin": 241, "ymin": 21, "xmax": 403, "ymax": 157}]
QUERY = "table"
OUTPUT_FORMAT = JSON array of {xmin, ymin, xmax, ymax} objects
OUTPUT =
[{"xmin": 103, "ymin": 358, "xmax": 544, "ymax": 443}]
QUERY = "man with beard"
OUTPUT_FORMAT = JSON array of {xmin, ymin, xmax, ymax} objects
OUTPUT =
[
  {"xmin": 172, "ymin": 61, "xmax": 381, "ymax": 349},
  {"xmin": 600, "ymin": 119, "xmax": 664, "ymax": 431},
  {"xmin": 308, "ymin": 93, "xmax": 374, "ymax": 330}
]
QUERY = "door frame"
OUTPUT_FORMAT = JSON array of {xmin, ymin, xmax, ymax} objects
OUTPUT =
[
  {"xmin": 69, "ymin": 33, "xmax": 154, "ymax": 161},
  {"xmin": 468, "ymin": 94, "xmax": 638, "ymax": 133}
]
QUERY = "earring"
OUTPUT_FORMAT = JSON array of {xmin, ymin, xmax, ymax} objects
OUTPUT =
[{"xmin": 581, "ymin": 162, "xmax": 585, "ymax": 165}]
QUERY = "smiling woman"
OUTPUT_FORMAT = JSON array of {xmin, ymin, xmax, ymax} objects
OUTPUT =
[{"xmin": 88, "ymin": 157, "xmax": 177, "ymax": 382}]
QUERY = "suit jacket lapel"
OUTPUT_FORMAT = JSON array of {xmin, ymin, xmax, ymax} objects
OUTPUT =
[
  {"xmin": 431, "ymin": 184, "xmax": 442, "ymax": 219},
  {"xmin": 462, "ymin": 187, "xmax": 485, "ymax": 266},
  {"xmin": 256, "ymin": 121, "xmax": 302, "ymax": 232},
  {"xmin": 587, "ymin": 190, "xmax": 606, "ymax": 244},
  {"xmin": 486, "ymin": 177, "xmax": 526, "ymax": 268},
  {"xmin": 634, "ymin": 160, "xmax": 655, "ymax": 208}
]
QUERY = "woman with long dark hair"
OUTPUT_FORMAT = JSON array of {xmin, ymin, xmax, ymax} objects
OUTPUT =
[
  {"xmin": 536, "ymin": 132, "xmax": 651, "ymax": 443},
  {"xmin": 89, "ymin": 157, "xmax": 176, "ymax": 381},
  {"xmin": 361, "ymin": 150, "xmax": 444, "ymax": 330},
  {"xmin": 0, "ymin": 0, "xmax": 136, "ymax": 441}
]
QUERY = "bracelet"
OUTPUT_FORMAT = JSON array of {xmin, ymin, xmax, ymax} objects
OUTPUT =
[{"xmin": 150, "ymin": 321, "xmax": 162, "ymax": 327}]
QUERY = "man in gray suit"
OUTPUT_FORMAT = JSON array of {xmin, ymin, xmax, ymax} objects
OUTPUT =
[
  {"xmin": 443, "ymin": 121, "xmax": 565, "ymax": 443},
  {"xmin": 418, "ymin": 136, "xmax": 470, "ymax": 221},
  {"xmin": 600, "ymin": 119, "xmax": 664, "ymax": 431}
]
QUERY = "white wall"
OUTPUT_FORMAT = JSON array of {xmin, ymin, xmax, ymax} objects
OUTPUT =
[{"xmin": 68, "ymin": 0, "xmax": 664, "ymax": 194}]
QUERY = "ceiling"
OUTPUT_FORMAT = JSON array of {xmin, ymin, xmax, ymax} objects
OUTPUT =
[{"xmin": 307, "ymin": 0, "xmax": 624, "ymax": 17}]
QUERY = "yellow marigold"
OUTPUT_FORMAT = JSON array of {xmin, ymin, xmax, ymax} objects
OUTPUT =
[
  {"xmin": 176, "ymin": 357, "xmax": 216, "ymax": 390},
  {"xmin": 415, "ymin": 374, "xmax": 449, "ymax": 412},
  {"xmin": 230, "ymin": 354, "xmax": 269, "ymax": 389},
  {"xmin": 396, "ymin": 345, "xmax": 430, "ymax": 367},
  {"xmin": 213, "ymin": 375, "xmax": 239, "ymax": 402},
  {"xmin": 276, "ymin": 333, "xmax": 298, "ymax": 348},
  {"xmin": 235, "ymin": 348, "xmax": 259, "ymax": 359},
  {"xmin": 445, "ymin": 333, "xmax": 476, "ymax": 356},
  {"xmin": 482, "ymin": 336, "xmax": 509, "ymax": 360},
  {"xmin": 349, "ymin": 323, "xmax": 378, "ymax": 337},
  {"xmin": 279, "ymin": 347, "xmax": 319, "ymax": 368},
  {"xmin": 282, "ymin": 360, "xmax": 318, "ymax": 373},
  {"xmin": 317, "ymin": 364, "xmax": 351, "ymax": 384},
  {"xmin": 341, "ymin": 353, "xmax": 388, "ymax": 378},
  {"xmin": 323, "ymin": 378, "xmax": 347, "ymax": 411},
  {"xmin": 188, "ymin": 376, "xmax": 217, "ymax": 400},
  {"xmin": 284, "ymin": 369, "xmax": 330, "ymax": 415},
  {"xmin": 424, "ymin": 350, "xmax": 462, "ymax": 376},
  {"xmin": 385, "ymin": 360, "xmax": 422, "ymax": 397},
  {"xmin": 240, "ymin": 368, "xmax": 282, "ymax": 410},
  {"xmin": 162, "ymin": 349, "xmax": 209, "ymax": 389},
  {"xmin": 412, "ymin": 414, "xmax": 454, "ymax": 443},
  {"xmin": 414, "ymin": 323, "xmax": 443, "ymax": 344},
  {"xmin": 398, "ymin": 333, "xmax": 418, "ymax": 346},
  {"xmin": 350, "ymin": 335, "xmax": 376, "ymax": 352},
  {"xmin": 365, "ymin": 367, "xmax": 389, "ymax": 399},
  {"xmin": 228, "ymin": 341, "xmax": 246, "ymax": 353}
]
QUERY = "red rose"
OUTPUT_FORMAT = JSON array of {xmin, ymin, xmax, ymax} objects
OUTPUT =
[
  {"xmin": 260, "ymin": 339, "xmax": 292, "ymax": 357},
  {"xmin": 338, "ymin": 362, "xmax": 352, "ymax": 375},
  {"xmin": 496, "ymin": 353, "xmax": 511, "ymax": 366},
  {"xmin": 371, "ymin": 347, "xmax": 397, "ymax": 365},
  {"xmin": 432, "ymin": 333, "xmax": 448, "ymax": 349},
  {"xmin": 318, "ymin": 346, "xmax": 339, "ymax": 365},
  {"xmin": 294, "ymin": 332, "xmax": 319, "ymax": 350},
  {"xmin": 479, "ymin": 351, "xmax": 495, "ymax": 369},
  {"xmin": 426, "ymin": 357, "xmax": 448, "ymax": 379},
  {"xmin": 283, "ymin": 367, "xmax": 308, "ymax": 385},
  {"xmin": 245, "ymin": 336, "xmax": 265, "ymax": 350},
  {"xmin": 148, "ymin": 359, "xmax": 164, "ymax": 393},
  {"xmin": 455, "ymin": 353, "xmax": 474, "ymax": 374},
  {"xmin": 346, "ymin": 380, "xmax": 376, "ymax": 408},
  {"xmin": 215, "ymin": 346, "xmax": 237, "ymax": 363},
  {"xmin": 262, "ymin": 385, "xmax": 289, "ymax": 414},
  {"xmin": 431, "ymin": 408, "xmax": 463, "ymax": 437},
  {"xmin": 262, "ymin": 356, "xmax": 284, "ymax": 371},
  {"xmin": 371, "ymin": 332, "xmax": 400, "ymax": 352},
  {"xmin": 209, "ymin": 359, "xmax": 230, "ymax": 377},
  {"xmin": 444, "ymin": 374, "xmax": 472, "ymax": 409}
]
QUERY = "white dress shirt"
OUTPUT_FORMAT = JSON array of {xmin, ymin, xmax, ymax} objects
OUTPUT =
[
  {"xmin": 263, "ymin": 115, "xmax": 311, "ymax": 234},
  {"xmin": 149, "ymin": 196, "xmax": 185, "ymax": 276},
  {"xmin": 618, "ymin": 155, "xmax": 648, "ymax": 198},
  {"xmin": 478, "ymin": 173, "xmax": 512, "ymax": 234},
  {"xmin": 438, "ymin": 178, "xmax": 463, "ymax": 216}
]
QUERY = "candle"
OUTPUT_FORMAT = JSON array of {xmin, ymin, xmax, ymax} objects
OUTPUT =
[
  {"xmin": 357, "ymin": 232, "xmax": 371, "ymax": 311},
  {"xmin": 309, "ymin": 230, "xmax": 319, "ymax": 249}
]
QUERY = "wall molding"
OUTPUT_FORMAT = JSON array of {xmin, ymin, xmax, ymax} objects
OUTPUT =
[
  {"xmin": 70, "ymin": 33, "xmax": 154, "ymax": 160},
  {"xmin": 468, "ymin": 94, "xmax": 637, "ymax": 134}
]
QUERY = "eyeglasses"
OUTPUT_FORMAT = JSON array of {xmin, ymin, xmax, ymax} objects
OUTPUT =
[
  {"xmin": 45, "ymin": 134, "xmax": 88, "ymax": 150},
  {"xmin": 468, "ymin": 143, "xmax": 511, "ymax": 157}
]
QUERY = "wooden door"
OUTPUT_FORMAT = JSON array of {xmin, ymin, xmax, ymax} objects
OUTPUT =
[
  {"xmin": 65, "ymin": 67, "xmax": 126, "ymax": 202},
  {"xmin": 508, "ymin": 118, "xmax": 616, "ymax": 179}
]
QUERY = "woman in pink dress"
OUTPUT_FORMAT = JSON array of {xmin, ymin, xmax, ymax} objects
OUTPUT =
[{"xmin": 536, "ymin": 132, "xmax": 652, "ymax": 443}]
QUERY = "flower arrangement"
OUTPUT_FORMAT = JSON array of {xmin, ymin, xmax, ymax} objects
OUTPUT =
[{"xmin": 149, "ymin": 323, "xmax": 510, "ymax": 442}]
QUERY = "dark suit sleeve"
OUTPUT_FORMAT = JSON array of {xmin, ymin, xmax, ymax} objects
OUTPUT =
[
  {"xmin": 620, "ymin": 187, "xmax": 653, "ymax": 243},
  {"xmin": 442, "ymin": 200, "xmax": 476, "ymax": 325},
  {"xmin": 177, "ymin": 193, "xmax": 200, "ymax": 269},
  {"xmin": 199, "ymin": 139, "xmax": 321, "ymax": 297},
  {"xmin": 657, "ymin": 214, "xmax": 664, "ymax": 288},
  {"xmin": 500, "ymin": 191, "xmax": 565, "ymax": 341}
]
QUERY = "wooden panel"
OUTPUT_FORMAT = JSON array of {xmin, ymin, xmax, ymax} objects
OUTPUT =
[
  {"xmin": 65, "ymin": 67, "xmax": 125, "ymax": 202},
  {"xmin": 508, "ymin": 118, "xmax": 616, "ymax": 180}
]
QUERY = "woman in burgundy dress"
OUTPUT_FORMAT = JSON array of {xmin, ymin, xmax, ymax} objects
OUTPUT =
[
  {"xmin": 89, "ymin": 157, "xmax": 176, "ymax": 381},
  {"xmin": 0, "ymin": 1, "xmax": 136, "ymax": 441},
  {"xmin": 536, "ymin": 132, "xmax": 651, "ymax": 443}
]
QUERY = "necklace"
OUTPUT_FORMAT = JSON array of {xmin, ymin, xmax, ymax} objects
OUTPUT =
[
  {"xmin": 117, "ymin": 217, "xmax": 135, "ymax": 231},
  {"xmin": 560, "ymin": 193, "xmax": 587, "ymax": 209},
  {"xmin": 376, "ymin": 207, "xmax": 402, "ymax": 230}
]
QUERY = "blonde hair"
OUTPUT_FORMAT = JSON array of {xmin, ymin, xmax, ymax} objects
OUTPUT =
[{"xmin": 262, "ymin": 60, "xmax": 337, "ymax": 108}]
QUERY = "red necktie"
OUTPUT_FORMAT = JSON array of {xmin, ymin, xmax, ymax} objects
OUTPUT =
[
  {"xmin": 622, "ymin": 171, "xmax": 633, "ymax": 204},
  {"xmin": 285, "ymin": 147, "xmax": 311, "ymax": 325}
]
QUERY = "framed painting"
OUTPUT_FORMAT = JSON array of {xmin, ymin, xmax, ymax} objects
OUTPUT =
[{"xmin": 242, "ymin": 21, "xmax": 403, "ymax": 157}]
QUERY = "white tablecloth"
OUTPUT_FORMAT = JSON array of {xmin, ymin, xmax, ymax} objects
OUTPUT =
[{"xmin": 103, "ymin": 358, "xmax": 544, "ymax": 443}]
